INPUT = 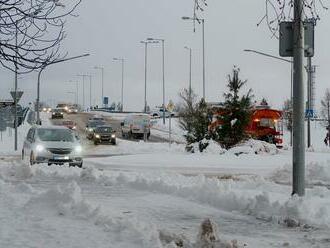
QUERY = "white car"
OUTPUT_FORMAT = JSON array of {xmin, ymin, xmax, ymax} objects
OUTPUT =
[
  {"xmin": 22, "ymin": 126, "xmax": 83, "ymax": 167},
  {"xmin": 121, "ymin": 114, "xmax": 151, "ymax": 139},
  {"xmin": 150, "ymin": 108, "xmax": 175, "ymax": 118}
]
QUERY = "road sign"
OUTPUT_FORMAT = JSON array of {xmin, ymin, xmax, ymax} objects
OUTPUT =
[
  {"xmin": 103, "ymin": 97, "xmax": 109, "ymax": 105},
  {"xmin": 10, "ymin": 91, "xmax": 24, "ymax": 102},
  {"xmin": 305, "ymin": 109, "xmax": 314, "ymax": 118},
  {"xmin": 0, "ymin": 100, "xmax": 14, "ymax": 108},
  {"xmin": 279, "ymin": 21, "xmax": 315, "ymax": 57}
]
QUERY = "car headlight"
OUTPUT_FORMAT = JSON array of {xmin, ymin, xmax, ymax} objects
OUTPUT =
[
  {"xmin": 111, "ymin": 134, "xmax": 116, "ymax": 138},
  {"xmin": 72, "ymin": 126, "xmax": 76, "ymax": 130},
  {"xmin": 88, "ymin": 128, "xmax": 93, "ymax": 132},
  {"xmin": 75, "ymin": 146, "xmax": 82, "ymax": 153},
  {"xmin": 36, "ymin": 144, "xmax": 44, "ymax": 152},
  {"xmin": 60, "ymin": 112, "xmax": 64, "ymax": 115},
  {"xmin": 95, "ymin": 134, "xmax": 100, "ymax": 138}
]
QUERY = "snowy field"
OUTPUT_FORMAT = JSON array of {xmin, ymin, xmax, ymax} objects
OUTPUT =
[{"xmin": 1, "ymin": 113, "xmax": 330, "ymax": 247}]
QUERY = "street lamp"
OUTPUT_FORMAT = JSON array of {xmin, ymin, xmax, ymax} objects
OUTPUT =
[
  {"xmin": 147, "ymin": 37, "xmax": 166, "ymax": 124},
  {"xmin": 141, "ymin": 40, "xmax": 159, "ymax": 113},
  {"xmin": 94, "ymin": 66, "xmax": 104, "ymax": 107},
  {"xmin": 77, "ymin": 74, "xmax": 89, "ymax": 111},
  {"xmin": 67, "ymin": 91, "xmax": 76, "ymax": 104},
  {"xmin": 36, "ymin": 53, "xmax": 90, "ymax": 124},
  {"xmin": 184, "ymin": 46, "xmax": 192, "ymax": 98},
  {"xmin": 113, "ymin": 57, "xmax": 125, "ymax": 111},
  {"xmin": 66, "ymin": 80, "xmax": 79, "ymax": 105},
  {"xmin": 182, "ymin": 16, "xmax": 206, "ymax": 100}
]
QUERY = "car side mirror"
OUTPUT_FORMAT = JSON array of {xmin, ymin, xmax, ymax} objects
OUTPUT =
[{"xmin": 120, "ymin": 122, "xmax": 124, "ymax": 127}]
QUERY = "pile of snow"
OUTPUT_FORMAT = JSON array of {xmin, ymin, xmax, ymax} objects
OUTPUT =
[
  {"xmin": 229, "ymin": 139, "xmax": 279, "ymax": 155},
  {"xmin": 271, "ymin": 160, "xmax": 330, "ymax": 186}
]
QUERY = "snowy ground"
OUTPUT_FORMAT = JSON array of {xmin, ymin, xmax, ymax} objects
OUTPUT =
[{"xmin": 1, "ymin": 113, "xmax": 330, "ymax": 247}]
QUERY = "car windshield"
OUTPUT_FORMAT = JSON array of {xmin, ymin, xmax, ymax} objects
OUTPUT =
[
  {"xmin": 53, "ymin": 109, "xmax": 61, "ymax": 113},
  {"xmin": 37, "ymin": 129, "xmax": 74, "ymax": 142},
  {"xmin": 95, "ymin": 127, "xmax": 112, "ymax": 133},
  {"xmin": 133, "ymin": 118, "xmax": 149, "ymax": 126}
]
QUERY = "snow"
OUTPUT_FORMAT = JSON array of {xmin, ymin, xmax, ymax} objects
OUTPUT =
[{"xmin": 1, "ymin": 112, "xmax": 330, "ymax": 247}]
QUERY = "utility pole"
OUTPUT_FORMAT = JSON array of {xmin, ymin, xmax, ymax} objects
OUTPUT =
[
  {"xmin": 292, "ymin": 0, "xmax": 305, "ymax": 196},
  {"xmin": 14, "ymin": 21, "xmax": 18, "ymax": 151},
  {"xmin": 77, "ymin": 74, "xmax": 89, "ymax": 111},
  {"xmin": 184, "ymin": 46, "xmax": 192, "ymax": 98},
  {"xmin": 94, "ymin": 66, "xmax": 104, "ymax": 107},
  {"xmin": 307, "ymin": 57, "xmax": 312, "ymax": 148},
  {"xmin": 88, "ymin": 75, "xmax": 92, "ymax": 110},
  {"xmin": 113, "ymin": 58, "xmax": 125, "ymax": 111}
]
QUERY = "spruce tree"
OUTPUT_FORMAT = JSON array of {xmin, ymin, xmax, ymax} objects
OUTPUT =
[{"xmin": 215, "ymin": 67, "xmax": 253, "ymax": 149}]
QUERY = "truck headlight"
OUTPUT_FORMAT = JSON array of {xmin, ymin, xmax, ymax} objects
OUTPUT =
[
  {"xmin": 36, "ymin": 145, "xmax": 44, "ymax": 152},
  {"xmin": 75, "ymin": 146, "xmax": 82, "ymax": 153},
  {"xmin": 111, "ymin": 134, "xmax": 116, "ymax": 138}
]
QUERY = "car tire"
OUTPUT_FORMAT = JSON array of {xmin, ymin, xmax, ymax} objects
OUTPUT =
[
  {"xmin": 112, "ymin": 141, "xmax": 116, "ymax": 145},
  {"xmin": 70, "ymin": 162, "xmax": 83, "ymax": 168},
  {"xmin": 128, "ymin": 131, "xmax": 133, "ymax": 139},
  {"xmin": 94, "ymin": 140, "xmax": 99, "ymax": 145}
]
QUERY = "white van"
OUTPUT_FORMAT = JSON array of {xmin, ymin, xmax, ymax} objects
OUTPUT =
[{"xmin": 121, "ymin": 114, "xmax": 151, "ymax": 139}]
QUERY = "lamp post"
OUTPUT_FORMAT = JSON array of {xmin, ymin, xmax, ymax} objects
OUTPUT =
[
  {"xmin": 67, "ymin": 80, "xmax": 79, "ymax": 105},
  {"xmin": 147, "ymin": 38, "xmax": 166, "ymax": 124},
  {"xmin": 87, "ymin": 75, "xmax": 92, "ymax": 110},
  {"xmin": 182, "ymin": 16, "xmax": 206, "ymax": 100},
  {"xmin": 94, "ymin": 66, "xmax": 104, "ymax": 107},
  {"xmin": 113, "ymin": 58, "xmax": 125, "ymax": 111},
  {"xmin": 184, "ymin": 46, "xmax": 192, "ymax": 98},
  {"xmin": 77, "ymin": 74, "xmax": 89, "ymax": 111},
  {"xmin": 141, "ymin": 40, "xmax": 159, "ymax": 113},
  {"xmin": 36, "ymin": 53, "xmax": 90, "ymax": 124}
]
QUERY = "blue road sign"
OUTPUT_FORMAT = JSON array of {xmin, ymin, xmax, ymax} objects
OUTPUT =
[{"xmin": 305, "ymin": 109, "xmax": 314, "ymax": 118}]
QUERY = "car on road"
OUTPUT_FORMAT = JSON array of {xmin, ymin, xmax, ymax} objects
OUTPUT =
[
  {"xmin": 67, "ymin": 106, "xmax": 78, "ymax": 114},
  {"xmin": 51, "ymin": 108, "xmax": 64, "ymax": 119},
  {"xmin": 92, "ymin": 125, "xmax": 116, "ymax": 145},
  {"xmin": 22, "ymin": 126, "xmax": 83, "ymax": 167},
  {"xmin": 86, "ymin": 120, "xmax": 105, "ymax": 139},
  {"xmin": 149, "ymin": 107, "xmax": 175, "ymax": 118},
  {"xmin": 88, "ymin": 115, "xmax": 105, "ymax": 122},
  {"xmin": 62, "ymin": 120, "xmax": 77, "ymax": 130},
  {"xmin": 121, "ymin": 114, "xmax": 151, "ymax": 139}
]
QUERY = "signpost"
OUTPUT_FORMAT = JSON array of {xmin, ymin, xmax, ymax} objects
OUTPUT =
[{"xmin": 10, "ymin": 90, "xmax": 23, "ymax": 151}]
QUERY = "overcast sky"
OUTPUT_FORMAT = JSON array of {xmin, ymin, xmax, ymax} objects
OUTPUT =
[{"xmin": 1, "ymin": 0, "xmax": 329, "ymax": 111}]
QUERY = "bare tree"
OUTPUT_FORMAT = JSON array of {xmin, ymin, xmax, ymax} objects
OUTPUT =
[
  {"xmin": 321, "ymin": 89, "xmax": 330, "ymax": 127},
  {"xmin": 0, "ymin": 0, "xmax": 81, "ymax": 73},
  {"xmin": 258, "ymin": 0, "xmax": 328, "ymax": 37}
]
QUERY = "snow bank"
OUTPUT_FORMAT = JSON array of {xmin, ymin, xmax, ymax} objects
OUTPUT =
[
  {"xmin": 229, "ymin": 139, "xmax": 279, "ymax": 155},
  {"xmin": 271, "ymin": 160, "xmax": 330, "ymax": 186}
]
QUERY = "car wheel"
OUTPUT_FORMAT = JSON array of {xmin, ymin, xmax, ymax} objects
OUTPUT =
[
  {"xmin": 94, "ymin": 140, "xmax": 99, "ymax": 145},
  {"xmin": 112, "ymin": 141, "xmax": 116, "ymax": 145},
  {"xmin": 29, "ymin": 152, "xmax": 35, "ymax": 166},
  {"xmin": 128, "ymin": 131, "xmax": 133, "ymax": 139},
  {"xmin": 48, "ymin": 163, "xmax": 52, "ymax": 166}
]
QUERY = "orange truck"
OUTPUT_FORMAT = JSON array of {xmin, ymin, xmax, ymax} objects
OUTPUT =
[{"xmin": 209, "ymin": 106, "xmax": 283, "ymax": 147}]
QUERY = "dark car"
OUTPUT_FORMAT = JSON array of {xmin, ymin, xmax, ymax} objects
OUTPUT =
[
  {"xmin": 92, "ymin": 125, "xmax": 116, "ymax": 145},
  {"xmin": 86, "ymin": 120, "xmax": 105, "ymax": 139},
  {"xmin": 51, "ymin": 108, "xmax": 64, "ymax": 119}
]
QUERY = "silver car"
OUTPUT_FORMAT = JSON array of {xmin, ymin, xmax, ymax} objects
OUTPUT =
[{"xmin": 22, "ymin": 126, "xmax": 83, "ymax": 167}]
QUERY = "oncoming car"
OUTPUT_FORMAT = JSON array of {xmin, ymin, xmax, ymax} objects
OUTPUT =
[
  {"xmin": 121, "ymin": 114, "xmax": 151, "ymax": 139},
  {"xmin": 86, "ymin": 120, "xmax": 105, "ymax": 139},
  {"xmin": 92, "ymin": 125, "xmax": 116, "ymax": 145},
  {"xmin": 22, "ymin": 126, "xmax": 83, "ymax": 167},
  {"xmin": 51, "ymin": 108, "xmax": 64, "ymax": 119}
]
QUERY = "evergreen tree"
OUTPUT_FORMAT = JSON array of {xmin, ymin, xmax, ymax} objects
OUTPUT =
[
  {"xmin": 178, "ymin": 89, "xmax": 211, "ymax": 152},
  {"xmin": 214, "ymin": 67, "xmax": 253, "ymax": 149}
]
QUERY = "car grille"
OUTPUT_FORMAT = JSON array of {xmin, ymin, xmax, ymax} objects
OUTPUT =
[{"xmin": 47, "ymin": 148, "xmax": 72, "ymax": 155}]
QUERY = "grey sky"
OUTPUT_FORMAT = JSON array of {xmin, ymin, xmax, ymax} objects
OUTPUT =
[{"xmin": 0, "ymin": 0, "xmax": 329, "ymax": 111}]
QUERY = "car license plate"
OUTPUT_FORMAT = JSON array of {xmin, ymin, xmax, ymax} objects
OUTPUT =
[{"xmin": 54, "ymin": 156, "xmax": 69, "ymax": 160}]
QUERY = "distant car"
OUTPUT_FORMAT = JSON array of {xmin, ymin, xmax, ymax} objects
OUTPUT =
[
  {"xmin": 150, "ymin": 107, "xmax": 175, "ymax": 118},
  {"xmin": 88, "ymin": 115, "xmax": 105, "ymax": 122},
  {"xmin": 42, "ymin": 107, "xmax": 52, "ymax": 113},
  {"xmin": 121, "ymin": 114, "xmax": 150, "ymax": 139},
  {"xmin": 67, "ymin": 106, "xmax": 78, "ymax": 114},
  {"xmin": 86, "ymin": 120, "xmax": 105, "ymax": 139},
  {"xmin": 51, "ymin": 108, "xmax": 64, "ymax": 119},
  {"xmin": 92, "ymin": 125, "xmax": 116, "ymax": 145},
  {"xmin": 22, "ymin": 126, "xmax": 83, "ymax": 167},
  {"xmin": 62, "ymin": 120, "xmax": 77, "ymax": 130}
]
